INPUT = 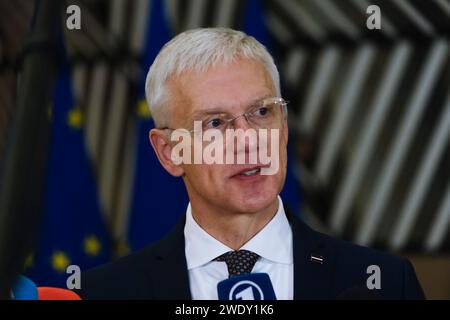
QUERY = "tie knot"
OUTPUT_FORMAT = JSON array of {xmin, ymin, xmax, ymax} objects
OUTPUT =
[{"xmin": 215, "ymin": 250, "xmax": 260, "ymax": 277}]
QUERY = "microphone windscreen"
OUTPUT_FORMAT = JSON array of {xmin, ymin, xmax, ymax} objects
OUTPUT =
[
  {"xmin": 37, "ymin": 287, "xmax": 82, "ymax": 300},
  {"xmin": 11, "ymin": 275, "xmax": 38, "ymax": 300},
  {"xmin": 217, "ymin": 273, "xmax": 276, "ymax": 300}
]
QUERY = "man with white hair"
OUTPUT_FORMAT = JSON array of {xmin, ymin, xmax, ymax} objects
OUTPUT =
[{"xmin": 78, "ymin": 28, "xmax": 424, "ymax": 300}]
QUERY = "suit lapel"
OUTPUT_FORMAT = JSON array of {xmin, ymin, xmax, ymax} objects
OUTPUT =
[
  {"xmin": 150, "ymin": 215, "xmax": 192, "ymax": 299},
  {"xmin": 149, "ymin": 208, "xmax": 337, "ymax": 300},
  {"xmin": 288, "ymin": 211, "xmax": 337, "ymax": 299}
]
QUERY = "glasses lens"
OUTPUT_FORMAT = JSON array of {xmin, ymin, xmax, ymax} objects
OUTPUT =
[
  {"xmin": 248, "ymin": 99, "xmax": 284, "ymax": 128},
  {"xmin": 199, "ymin": 98, "xmax": 286, "ymax": 132},
  {"xmin": 201, "ymin": 114, "xmax": 228, "ymax": 132}
]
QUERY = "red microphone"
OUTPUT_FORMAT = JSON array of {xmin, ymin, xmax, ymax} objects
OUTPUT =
[{"xmin": 37, "ymin": 287, "xmax": 82, "ymax": 300}]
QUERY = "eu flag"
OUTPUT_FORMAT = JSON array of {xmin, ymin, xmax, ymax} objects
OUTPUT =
[
  {"xmin": 26, "ymin": 44, "xmax": 112, "ymax": 287},
  {"xmin": 127, "ymin": 0, "xmax": 188, "ymax": 251}
]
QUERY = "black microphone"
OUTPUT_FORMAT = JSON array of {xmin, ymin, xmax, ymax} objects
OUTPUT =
[
  {"xmin": 336, "ymin": 287, "xmax": 381, "ymax": 300},
  {"xmin": 217, "ymin": 273, "xmax": 277, "ymax": 300}
]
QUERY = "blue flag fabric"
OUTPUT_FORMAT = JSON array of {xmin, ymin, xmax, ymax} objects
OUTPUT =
[
  {"xmin": 127, "ymin": 0, "xmax": 188, "ymax": 251},
  {"xmin": 242, "ymin": 0, "xmax": 302, "ymax": 215},
  {"xmin": 242, "ymin": 0, "xmax": 271, "ymax": 49},
  {"xmin": 26, "ymin": 46, "xmax": 111, "ymax": 287}
]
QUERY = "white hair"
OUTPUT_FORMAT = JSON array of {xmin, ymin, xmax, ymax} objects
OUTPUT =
[{"xmin": 145, "ymin": 27, "xmax": 281, "ymax": 127}]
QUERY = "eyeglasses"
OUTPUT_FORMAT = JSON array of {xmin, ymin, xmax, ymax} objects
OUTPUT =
[{"xmin": 159, "ymin": 97, "xmax": 288, "ymax": 134}]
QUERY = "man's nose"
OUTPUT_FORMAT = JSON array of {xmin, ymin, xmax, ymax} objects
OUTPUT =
[
  {"xmin": 232, "ymin": 115, "xmax": 251, "ymax": 131},
  {"xmin": 233, "ymin": 116, "xmax": 259, "ymax": 155}
]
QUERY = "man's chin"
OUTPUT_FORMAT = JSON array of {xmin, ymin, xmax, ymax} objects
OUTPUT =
[{"xmin": 228, "ymin": 193, "xmax": 278, "ymax": 214}]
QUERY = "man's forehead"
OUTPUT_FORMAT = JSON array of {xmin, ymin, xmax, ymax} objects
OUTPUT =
[
  {"xmin": 191, "ymin": 93, "xmax": 274, "ymax": 116},
  {"xmin": 172, "ymin": 58, "xmax": 271, "ymax": 89},
  {"xmin": 167, "ymin": 58, "xmax": 275, "ymax": 118}
]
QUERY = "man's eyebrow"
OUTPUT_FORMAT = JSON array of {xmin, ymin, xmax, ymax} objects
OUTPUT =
[
  {"xmin": 191, "ymin": 95, "xmax": 273, "ymax": 118},
  {"xmin": 191, "ymin": 107, "xmax": 228, "ymax": 118}
]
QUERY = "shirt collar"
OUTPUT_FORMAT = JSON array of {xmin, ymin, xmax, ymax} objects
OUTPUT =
[{"xmin": 184, "ymin": 196, "xmax": 293, "ymax": 270}]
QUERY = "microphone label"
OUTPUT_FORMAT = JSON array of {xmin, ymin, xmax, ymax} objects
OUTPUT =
[
  {"xmin": 217, "ymin": 273, "xmax": 277, "ymax": 300},
  {"xmin": 229, "ymin": 280, "xmax": 264, "ymax": 300}
]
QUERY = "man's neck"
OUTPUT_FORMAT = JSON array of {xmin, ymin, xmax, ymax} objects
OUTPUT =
[{"xmin": 189, "ymin": 198, "xmax": 279, "ymax": 250}]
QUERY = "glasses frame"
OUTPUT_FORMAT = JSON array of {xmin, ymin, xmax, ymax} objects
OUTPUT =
[{"xmin": 158, "ymin": 97, "xmax": 288, "ymax": 134}]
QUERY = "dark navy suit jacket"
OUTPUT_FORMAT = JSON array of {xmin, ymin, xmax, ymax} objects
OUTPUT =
[{"xmin": 77, "ymin": 210, "xmax": 425, "ymax": 300}]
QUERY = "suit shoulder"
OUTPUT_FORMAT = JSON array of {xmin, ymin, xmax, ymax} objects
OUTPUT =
[
  {"xmin": 310, "ymin": 226, "xmax": 409, "ymax": 277},
  {"xmin": 304, "ymin": 225, "xmax": 424, "ymax": 299},
  {"xmin": 78, "ymin": 242, "xmax": 163, "ymax": 299},
  {"xmin": 318, "ymin": 229, "xmax": 404, "ymax": 264},
  {"xmin": 88, "ymin": 243, "xmax": 158, "ymax": 275}
]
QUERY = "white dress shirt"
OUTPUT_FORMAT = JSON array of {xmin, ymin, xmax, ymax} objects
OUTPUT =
[{"xmin": 184, "ymin": 196, "xmax": 294, "ymax": 300}]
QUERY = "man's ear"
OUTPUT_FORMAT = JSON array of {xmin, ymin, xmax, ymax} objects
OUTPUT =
[{"xmin": 149, "ymin": 129, "xmax": 184, "ymax": 177}]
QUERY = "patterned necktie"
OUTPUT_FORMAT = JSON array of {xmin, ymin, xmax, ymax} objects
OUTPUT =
[{"xmin": 215, "ymin": 250, "xmax": 260, "ymax": 277}]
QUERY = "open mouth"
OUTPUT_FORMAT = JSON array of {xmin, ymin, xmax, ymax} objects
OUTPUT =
[
  {"xmin": 240, "ymin": 168, "xmax": 261, "ymax": 176},
  {"xmin": 231, "ymin": 166, "xmax": 264, "ymax": 178}
]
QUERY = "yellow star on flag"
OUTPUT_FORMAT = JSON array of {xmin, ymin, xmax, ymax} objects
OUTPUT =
[
  {"xmin": 136, "ymin": 99, "xmax": 151, "ymax": 119},
  {"xmin": 51, "ymin": 251, "xmax": 70, "ymax": 273},
  {"xmin": 84, "ymin": 235, "xmax": 102, "ymax": 257},
  {"xmin": 67, "ymin": 107, "xmax": 84, "ymax": 129},
  {"xmin": 24, "ymin": 253, "xmax": 34, "ymax": 269}
]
